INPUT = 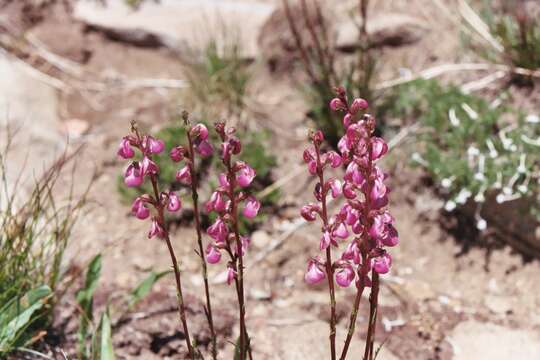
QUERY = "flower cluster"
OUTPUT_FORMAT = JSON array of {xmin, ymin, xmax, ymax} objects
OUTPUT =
[
  {"xmin": 118, "ymin": 131, "xmax": 183, "ymax": 237},
  {"xmin": 302, "ymin": 88, "xmax": 399, "ymax": 288},
  {"xmin": 205, "ymin": 122, "xmax": 261, "ymax": 284}
]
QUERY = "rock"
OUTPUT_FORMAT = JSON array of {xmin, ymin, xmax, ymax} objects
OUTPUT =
[
  {"xmin": 74, "ymin": 0, "xmax": 275, "ymax": 60},
  {"xmin": 484, "ymin": 294, "xmax": 512, "ymax": 315},
  {"xmin": 0, "ymin": 55, "xmax": 63, "ymax": 198},
  {"xmin": 336, "ymin": 14, "xmax": 428, "ymax": 51},
  {"xmin": 258, "ymin": 0, "xmax": 337, "ymax": 71},
  {"xmin": 449, "ymin": 320, "xmax": 540, "ymax": 359},
  {"xmin": 61, "ymin": 118, "xmax": 89, "ymax": 138}
]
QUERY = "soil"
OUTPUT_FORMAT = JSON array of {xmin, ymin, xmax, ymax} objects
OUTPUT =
[{"xmin": 2, "ymin": 0, "xmax": 539, "ymax": 359}]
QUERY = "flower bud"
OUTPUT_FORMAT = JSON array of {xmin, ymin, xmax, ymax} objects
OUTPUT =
[
  {"xmin": 301, "ymin": 203, "xmax": 320, "ymax": 222},
  {"xmin": 170, "ymin": 146, "xmax": 186, "ymax": 162},
  {"xmin": 167, "ymin": 191, "xmax": 181, "ymax": 212},
  {"xmin": 329, "ymin": 98, "xmax": 346, "ymax": 111},
  {"xmin": 349, "ymin": 98, "xmax": 368, "ymax": 114},
  {"xmin": 371, "ymin": 137, "xmax": 388, "ymax": 160},
  {"xmin": 148, "ymin": 218, "xmax": 165, "ymax": 239},
  {"xmin": 131, "ymin": 197, "xmax": 150, "ymax": 219},
  {"xmin": 196, "ymin": 140, "xmax": 214, "ymax": 157},
  {"xmin": 124, "ymin": 162, "xmax": 144, "ymax": 187},
  {"xmin": 117, "ymin": 137, "xmax": 135, "ymax": 159},
  {"xmin": 175, "ymin": 165, "xmax": 192, "ymax": 185},
  {"xmin": 206, "ymin": 244, "xmax": 222, "ymax": 264},
  {"xmin": 190, "ymin": 123, "xmax": 209, "ymax": 141},
  {"xmin": 237, "ymin": 164, "xmax": 256, "ymax": 188},
  {"xmin": 243, "ymin": 196, "xmax": 260, "ymax": 219}
]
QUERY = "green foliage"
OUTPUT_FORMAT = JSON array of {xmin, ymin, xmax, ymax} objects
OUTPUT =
[
  {"xmin": 464, "ymin": 1, "xmax": 540, "ymax": 79},
  {"xmin": 75, "ymin": 254, "xmax": 166, "ymax": 359},
  {"xmin": 391, "ymin": 79, "xmax": 540, "ymax": 218},
  {"xmin": 0, "ymin": 286, "xmax": 52, "ymax": 355},
  {"xmin": 0, "ymin": 144, "xmax": 89, "ymax": 357}
]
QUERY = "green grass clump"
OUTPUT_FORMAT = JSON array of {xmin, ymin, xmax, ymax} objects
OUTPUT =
[{"xmin": 0, "ymin": 148, "xmax": 90, "ymax": 356}]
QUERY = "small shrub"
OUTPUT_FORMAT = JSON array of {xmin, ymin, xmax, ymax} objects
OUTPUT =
[{"xmin": 391, "ymin": 79, "xmax": 540, "ymax": 223}]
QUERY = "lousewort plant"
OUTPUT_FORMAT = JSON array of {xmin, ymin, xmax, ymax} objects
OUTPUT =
[
  {"xmin": 302, "ymin": 87, "xmax": 398, "ymax": 360},
  {"xmin": 118, "ymin": 120, "xmax": 202, "ymax": 359},
  {"xmin": 205, "ymin": 121, "xmax": 260, "ymax": 360}
]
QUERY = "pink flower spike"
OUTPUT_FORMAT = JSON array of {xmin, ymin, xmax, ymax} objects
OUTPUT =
[
  {"xmin": 227, "ymin": 266, "xmax": 237, "ymax": 285},
  {"xmin": 196, "ymin": 140, "xmax": 214, "ymax": 157},
  {"xmin": 335, "ymin": 265, "xmax": 355, "ymax": 287},
  {"xmin": 141, "ymin": 156, "xmax": 159, "ymax": 175},
  {"xmin": 305, "ymin": 260, "xmax": 326, "ymax": 285},
  {"xmin": 349, "ymin": 98, "xmax": 369, "ymax": 114},
  {"xmin": 373, "ymin": 253, "xmax": 392, "ymax": 274},
  {"xmin": 206, "ymin": 244, "xmax": 222, "ymax": 264},
  {"xmin": 148, "ymin": 218, "xmax": 165, "ymax": 239},
  {"xmin": 371, "ymin": 137, "xmax": 388, "ymax": 160},
  {"xmin": 175, "ymin": 165, "xmax": 192, "ymax": 185},
  {"xmin": 170, "ymin": 146, "xmax": 186, "ymax": 162},
  {"xmin": 243, "ymin": 196, "xmax": 260, "ymax": 219},
  {"xmin": 117, "ymin": 138, "xmax": 135, "ymax": 159},
  {"xmin": 237, "ymin": 165, "xmax": 256, "ymax": 188},
  {"xmin": 124, "ymin": 162, "xmax": 144, "ymax": 187},
  {"xmin": 191, "ymin": 123, "xmax": 209, "ymax": 141},
  {"xmin": 147, "ymin": 136, "xmax": 165, "ymax": 154},
  {"xmin": 131, "ymin": 197, "xmax": 150, "ymax": 220},
  {"xmin": 330, "ymin": 98, "xmax": 346, "ymax": 111},
  {"xmin": 167, "ymin": 192, "xmax": 181, "ymax": 212}
]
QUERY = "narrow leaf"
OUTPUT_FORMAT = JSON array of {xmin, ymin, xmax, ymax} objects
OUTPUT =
[{"xmin": 127, "ymin": 270, "xmax": 169, "ymax": 309}]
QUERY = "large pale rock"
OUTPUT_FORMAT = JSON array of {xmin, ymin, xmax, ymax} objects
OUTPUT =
[
  {"xmin": 449, "ymin": 320, "xmax": 540, "ymax": 360},
  {"xmin": 0, "ymin": 55, "xmax": 63, "ymax": 197},
  {"xmin": 336, "ymin": 14, "xmax": 428, "ymax": 51},
  {"xmin": 74, "ymin": 0, "xmax": 275, "ymax": 59}
]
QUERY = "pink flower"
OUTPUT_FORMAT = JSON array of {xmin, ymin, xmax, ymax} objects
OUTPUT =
[
  {"xmin": 320, "ymin": 230, "xmax": 334, "ymax": 250},
  {"xmin": 371, "ymin": 137, "xmax": 388, "ymax": 160},
  {"xmin": 329, "ymin": 179, "xmax": 342, "ymax": 198},
  {"xmin": 227, "ymin": 266, "xmax": 237, "ymax": 285},
  {"xmin": 175, "ymin": 165, "xmax": 191, "ymax": 185},
  {"xmin": 148, "ymin": 218, "xmax": 165, "ymax": 239},
  {"xmin": 131, "ymin": 197, "xmax": 150, "ymax": 219},
  {"xmin": 308, "ymin": 160, "xmax": 318, "ymax": 175},
  {"xmin": 342, "ymin": 242, "xmax": 360, "ymax": 264},
  {"xmin": 124, "ymin": 162, "xmax": 144, "ymax": 187},
  {"xmin": 207, "ymin": 218, "xmax": 228, "ymax": 244},
  {"xmin": 218, "ymin": 173, "xmax": 230, "ymax": 188},
  {"xmin": 236, "ymin": 235, "xmax": 251, "ymax": 256},
  {"xmin": 335, "ymin": 264, "xmax": 355, "ymax": 287},
  {"xmin": 117, "ymin": 137, "xmax": 135, "ymax": 159},
  {"xmin": 305, "ymin": 259, "xmax": 326, "ymax": 284},
  {"xmin": 237, "ymin": 164, "xmax": 256, "ymax": 188},
  {"xmin": 325, "ymin": 151, "xmax": 343, "ymax": 168},
  {"xmin": 141, "ymin": 156, "xmax": 159, "ymax": 175},
  {"xmin": 373, "ymin": 253, "xmax": 392, "ymax": 274},
  {"xmin": 170, "ymin": 146, "xmax": 185, "ymax": 162},
  {"xmin": 206, "ymin": 191, "xmax": 227, "ymax": 213},
  {"xmin": 196, "ymin": 140, "xmax": 213, "ymax": 157},
  {"xmin": 243, "ymin": 196, "xmax": 260, "ymax": 219},
  {"xmin": 343, "ymin": 113, "xmax": 353, "ymax": 128},
  {"xmin": 329, "ymin": 98, "xmax": 346, "ymax": 111},
  {"xmin": 167, "ymin": 192, "xmax": 181, "ymax": 212},
  {"xmin": 190, "ymin": 123, "xmax": 209, "ymax": 141},
  {"xmin": 301, "ymin": 203, "xmax": 320, "ymax": 222},
  {"xmin": 349, "ymin": 98, "xmax": 368, "ymax": 114},
  {"xmin": 333, "ymin": 222, "xmax": 349, "ymax": 239},
  {"xmin": 370, "ymin": 178, "xmax": 389, "ymax": 209},
  {"xmin": 345, "ymin": 162, "xmax": 366, "ymax": 187},
  {"xmin": 343, "ymin": 182, "xmax": 357, "ymax": 199},
  {"xmin": 145, "ymin": 136, "xmax": 165, "ymax": 154},
  {"xmin": 206, "ymin": 244, "xmax": 222, "ymax": 264}
]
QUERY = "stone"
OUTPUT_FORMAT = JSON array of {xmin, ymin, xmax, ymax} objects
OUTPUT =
[
  {"xmin": 251, "ymin": 230, "xmax": 271, "ymax": 249},
  {"xmin": 449, "ymin": 320, "xmax": 540, "ymax": 359},
  {"xmin": 61, "ymin": 118, "xmax": 89, "ymax": 138},
  {"xmin": 336, "ymin": 14, "xmax": 428, "ymax": 51},
  {"xmin": 73, "ymin": 0, "xmax": 275, "ymax": 60},
  {"xmin": 0, "ymin": 55, "xmax": 63, "ymax": 199}
]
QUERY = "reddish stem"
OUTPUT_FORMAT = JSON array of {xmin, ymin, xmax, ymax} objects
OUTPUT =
[{"xmin": 186, "ymin": 131, "xmax": 217, "ymax": 360}]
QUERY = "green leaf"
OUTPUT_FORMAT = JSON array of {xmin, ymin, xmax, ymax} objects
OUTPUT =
[
  {"xmin": 99, "ymin": 310, "xmax": 115, "ymax": 360},
  {"xmin": 0, "ymin": 286, "xmax": 51, "ymax": 352},
  {"xmin": 127, "ymin": 270, "xmax": 170, "ymax": 309},
  {"xmin": 77, "ymin": 254, "xmax": 102, "ymax": 307}
]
